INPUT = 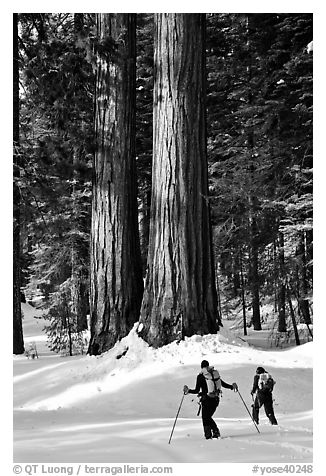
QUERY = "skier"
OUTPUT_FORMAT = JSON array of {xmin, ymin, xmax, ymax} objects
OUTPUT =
[
  {"xmin": 251, "ymin": 366, "xmax": 278, "ymax": 425},
  {"xmin": 183, "ymin": 360, "xmax": 238, "ymax": 439}
]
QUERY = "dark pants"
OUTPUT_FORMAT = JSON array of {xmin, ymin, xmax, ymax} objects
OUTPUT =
[
  {"xmin": 252, "ymin": 390, "xmax": 278, "ymax": 425},
  {"xmin": 201, "ymin": 396, "xmax": 220, "ymax": 438}
]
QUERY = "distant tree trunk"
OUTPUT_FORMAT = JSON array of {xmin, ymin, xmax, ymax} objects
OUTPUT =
[
  {"xmin": 239, "ymin": 248, "xmax": 247, "ymax": 336},
  {"xmin": 248, "ymin": 196, "xmax": 261, "ymax": 330},
  {"xmin": 231, "ymin": 251, "xmax": 240, "ymax": 298},
  {"xmin": 277, "ymin": 231, "xmax": 287, "ymax": 332},
  {"xmin": 246, "ymin": 14, "xmax": 261, "ymax": 331},
  {"xmin": 296, "ymin": 232, "xmax": 311, "ymax": 325},
  {"xmin": 286, "ymin": 285, "xmax": 300, "ymax": 346},
  {"xmin": 71, "ymin": 220, "xmax": 88, "ymax": 333},
  {"xmin": 139, "ymin": 188, "xmax": 151, "ymax": 275},
  {"xmin": 65, "ymin": 303, "xmax": 73, "ymax": 357},
  {"xmin": 89, "ymin": 14, "xmax": 143, "ymax": 355},
  {"xmin": 273, "ymin": 240, "xmax": 278, "ymax": 313},
  {"xmin": 139, "ymin": 14, "xmax": 219, "ymax": 347},
  {"xmin": 13, "ymin": 13, "xmax": 24, "ymax": 354},
  {"xmin": 74, "ymin": 12, "xmax": 84, "ymax": 32},
  {"xmin": 215, "ymin": 272, "xmax": 223, "ymax": 323},
  {"xmin": 305, "ymin": 229, "xmax": 313, "ymax": 283},
  {"xmin": 71, "ymin": 13, "xmax": 88, "ymax": 333},
  {"xmin": 233, "ymin": 271, "xmax": 241, "ymax": 298},
  {"xmin": 71, "ymin": 143, "xmax": 88, "ymax": 333},
  {"xmin": 250, "ymin": 252, "xmax": 261, "ymax": 331}
]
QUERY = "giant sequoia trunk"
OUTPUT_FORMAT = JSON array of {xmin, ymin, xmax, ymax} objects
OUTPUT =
[
  {"xmin": 88, "ymin": 14, "xmax": 143, "ymax": 355},
  {"xmin": 13, "ymin": 13, "xmax": 24, "ymax": 354},
  {"xmin": 139, "ymin": 14, "xmax": 219, "ymax": 347}
]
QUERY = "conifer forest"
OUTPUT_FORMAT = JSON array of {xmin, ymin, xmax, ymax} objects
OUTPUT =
[{"xmin": 13, "ymin": 13, "xmax": 313, "ymax": 356}]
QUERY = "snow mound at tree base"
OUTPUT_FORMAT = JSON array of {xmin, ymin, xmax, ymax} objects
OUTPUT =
[
  {"xmin": 14, "ymin": 320, "xmax": 313, "ymax": 462},
  {"xmin": 16, "ymin": 322, "xmax": 312, "ymax": 412}
]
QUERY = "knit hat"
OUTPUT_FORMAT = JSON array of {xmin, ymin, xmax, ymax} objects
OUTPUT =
[
  {"xmin": 256, "ymin": 366, "xmax": 266, "ymax": 374},
  {"xmin": 201, "ymin": 360, "xmax": 209, "ymax": 368}
]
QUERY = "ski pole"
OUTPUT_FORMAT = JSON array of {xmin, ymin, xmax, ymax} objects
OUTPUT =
[
  {"xmin": 168, "ymin": 392, "xmax": 185, "ymax": 444},
  {"xmin": 237, "ymin": 389, "xmax": 260, "ymax": 434}
]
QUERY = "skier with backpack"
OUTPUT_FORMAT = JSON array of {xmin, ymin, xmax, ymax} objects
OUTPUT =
[
  {"xmin": 183, "ymin": 360, "xmax": 238, "ymax": 440},
  {"xmin": 251, "ymin": 366, "xmax": 278, "ymax": 425}
]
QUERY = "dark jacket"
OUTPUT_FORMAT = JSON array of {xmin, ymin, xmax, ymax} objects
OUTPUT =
[
  {"xmin": 188, "ymin": 372, "xmax": 233, "ymax": 396},
  {"xmin": 251, "ymin": 373, "xmax": 274, "ymax": 394},
  {"xmin": 251, "ymin": 374, "xmax": 260, "ymax": 394}
]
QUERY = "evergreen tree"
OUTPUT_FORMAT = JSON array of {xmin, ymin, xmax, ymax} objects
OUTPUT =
[
  {"xmin": 206, "ymin": 13, "xmax": 312, "ymax": 333},
  {"xmin": 18, "ymin": 13, "xmax": 94, "ymax": 350},
  {"xmin": 88, "ymin": 14, "xmax": 143, "ymax": 355},
  {"xmin": 136, "ymin": 14, "xmax": 154, "ymax": 271},
  {"xmin": 44, "ymin": 280, "xmax": 88, "ymax": 355},
  {"xmin": 16, "ymin": 13, "xmax": 313, "ymax": 349},
  {"xmin": 13, "ymin": 13, "xmax": 25, "ymax": 354},
  {"xmin": 139, "ymin": 13, "xmax": 220, "ymax": 347}
]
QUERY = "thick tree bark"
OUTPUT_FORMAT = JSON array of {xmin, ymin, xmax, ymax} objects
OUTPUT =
[
  {"xmin": 89, "ymin": 14, "xmax": 143, "ymax": 355},
  {"xmin": 139, "ymin": 14, "xmax": 219, "ymax": 347},
  {"xmin": 13, "ymin": 13, "xmax": 24, "ymax": 354}
]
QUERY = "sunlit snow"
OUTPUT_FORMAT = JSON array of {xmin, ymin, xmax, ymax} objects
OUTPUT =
[{"xmin": 13, "ymin": 302, "xmax": 313, "ymax": 463}]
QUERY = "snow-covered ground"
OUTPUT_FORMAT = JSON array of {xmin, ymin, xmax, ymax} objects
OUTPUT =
[{"xmin": 13, "ymin": 303, "xmax": 313, "ymax": 464}]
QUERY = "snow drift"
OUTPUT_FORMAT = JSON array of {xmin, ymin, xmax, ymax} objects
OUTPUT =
[{"xmin": 13, "ymin": 303, "xmax": 313, "ymax": 463}]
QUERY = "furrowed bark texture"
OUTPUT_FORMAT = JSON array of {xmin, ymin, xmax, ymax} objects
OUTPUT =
[
  {"xmin": 89, "ymin": 14, "xmax": 143, "ymax": 355},
  {"xmin": 13, "ymin": 13, "xmax": 24, "ymax": 354},
  {"xmin": 140, "ymin": 14, "xmax": 219, "ymax": 347}
]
